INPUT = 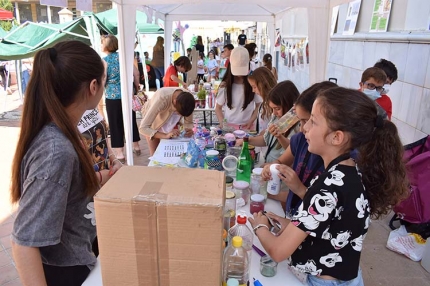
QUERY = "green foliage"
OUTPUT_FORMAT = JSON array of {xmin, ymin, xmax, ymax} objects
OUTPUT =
[
  {"xmin": 0, "ymin": 0, "xmax": 16, "ymax": 32},
  {"xmin": 197, "ymin": 89, "xmax": 206, "ymax": 100},
  {"xmin": 0, "ymin": 0, "xmax": 14, "ymax": 11}
]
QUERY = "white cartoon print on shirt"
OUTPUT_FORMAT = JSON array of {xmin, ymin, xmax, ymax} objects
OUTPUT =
[
  {"xmin": 330, "ymin": 231, "xmax": 351, "ymax": 250},
  {"xmin": 84, "ymin": 202, "xmax": 96, "ymax": 226},
  {"xmin": 334, "ymin": 206, "xmax": 344, "ymax": 220},
  {"xmin": 320, "ymin": 253, "xmax": 343, "ymax": 268},
  {"xmin": 291, "ymin": 260, "xmax": 322, "ymax": 276},
  {"xmin": 324, "ymin": 169, "xmax": 345, "ymax": 186},
  {"xmin": 351, "ymin": 235, "xmax": 364, "ymax": 251},
  {"xmin": 292, "ymin": 190, "xmax": 337, "ymax": 231},
  {"xmin": 356, "ymin": 193, "xmax": 369, "ymax": 218},
  {"xmin": 322, "ymin": 227, "xmax": 331, "ymax": 240}
]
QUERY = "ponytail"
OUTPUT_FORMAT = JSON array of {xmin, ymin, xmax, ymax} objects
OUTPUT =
[
  {"xmin": 11, "ymin": 42, "xmax": 103, "ymax": 203},
  {"xmin": 357, "ymin": 120, "xmax": 409, "ymax": 218},
  {"xmin": 263, "ymin": 53, "xmax": 273, "ymax": 70}
]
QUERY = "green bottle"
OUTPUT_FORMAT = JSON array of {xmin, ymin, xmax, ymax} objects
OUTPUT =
[{"xmin": 236, "ymin": 137, "xmax": 252, "ymax": 183}]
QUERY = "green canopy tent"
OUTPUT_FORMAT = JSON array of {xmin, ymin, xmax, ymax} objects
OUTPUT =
[
  {"xmin": 92, "ymin": 8, "xmax": 164, "ymax": 35},
  {"xmin": 0, "ymin": 26, "xmax": 6, "ymax": 38},
  {"xmin": 0, "ymin": 15, "xmax": 112, "ymax": 61}
]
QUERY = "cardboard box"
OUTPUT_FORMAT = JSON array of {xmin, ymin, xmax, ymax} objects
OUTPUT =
[{"xmin": 94, "ymin": 166, "xmax": 225, "ymax": 286}]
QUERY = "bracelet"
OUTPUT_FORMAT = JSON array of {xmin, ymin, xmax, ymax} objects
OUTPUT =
[
  {"xmin": 97, "ymin": 171, "xmax": 102, "ymax": 183},
  {"xmin": 253, "ymin": 224, "xmax": 269, "ymax": 235}
]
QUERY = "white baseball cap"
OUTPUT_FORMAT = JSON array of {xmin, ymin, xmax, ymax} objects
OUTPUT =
[{"xmin": 230, "ymin": 46, "xmax": 249, "ymax": 76}]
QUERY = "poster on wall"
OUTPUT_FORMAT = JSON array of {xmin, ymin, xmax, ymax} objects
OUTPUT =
[
  {"xmin": 343, "ymin": 0, "xmax": 362, "ymax": 35},
  {"xmin": 275, "ymin": 28, "xmax": 281, "ymax": 48},
  {"xmin": 370, "ymin": 0, "xmax": 392, "ymax": 32},
  {"xmin": 280, "ymin": 41, "xmax": 287, "ymax": 66},
  {"xmin": 331, "ymin": 6, "xmax": 340, "ymax": 36}
]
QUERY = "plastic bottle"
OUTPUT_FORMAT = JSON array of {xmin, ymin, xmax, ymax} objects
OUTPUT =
[
  {"xmin": 222, "ymin": 236, "xmax": 249, "ymax": 286},
  {"xmin": 267, "ymin": 164, "xmax": 281, "ymax": 195},
  {"xmin": 228, "ymin": 214, "xmax": 254, "ymax": 263},
  {"xmin": 236, "ymin": 137, "xmax": 252, "ymax": 183},
  {"xmin": 274, "ymin": 106, "xmax": 299, "ymax": 133}
]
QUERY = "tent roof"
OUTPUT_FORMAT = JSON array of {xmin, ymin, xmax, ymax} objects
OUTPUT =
[
  {"xmin": 0, "ymin": 16, "xmax": 112, "ymax": 60},
  {"xmin": 0, "ymin": 8, "xmax": 14, "ymax": 20},
  {"xmin": 93, "ymin": 8, "xmax": 164, "ymax": 34},
  {"xmin": 122, "ymin": 0, "xmax": 348, "ymax": 21}
]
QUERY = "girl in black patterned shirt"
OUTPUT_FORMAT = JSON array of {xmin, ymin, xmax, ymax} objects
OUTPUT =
[{"xmin": 250, "ymin": 87, "xmax": 408, "ymax": 285}]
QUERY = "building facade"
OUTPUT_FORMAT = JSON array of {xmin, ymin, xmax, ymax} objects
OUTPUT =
[{"xmin": 11, "ymin": 0, "xmax": 112, "ymax": 24}]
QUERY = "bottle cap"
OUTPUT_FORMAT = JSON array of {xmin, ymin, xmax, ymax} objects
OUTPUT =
[
  {"xmin": 232, "ymin": 236, "xmax": 243, "ymax": 248},
  {"xmin": 206, "ymin": 150, "xmax": 219, "ymax": 156},
  {"xmin": 251, "ymin": 194, "xmax": 265, "ymax": 203},
  {"xmin": 233, "ymin": 180, "xmax": 249, "ymax": 189},
  {"xmin": 226, "ymin": 176, "xmax": 234, "ymax": 184},
  {"xmin": 248, "ymin": 144, "xmax": 255, "ymax": 150},
  {"xmin": 236, "ymin": 214, "xmax": 247, "ymax": 224},
  {"xmin": 252, "ymin": 168, "xmax": 263, "ymax": 175},
  {"xmin": 226, "ymin": 191, "xmax": 235, "ymax": 199},
  {"xmin": 226, "ymin": 278, "xmax": 239, "ymax": 286},
  {"xmin": 270, "ymin": 164, "xmax": 280, "ymax": 173},
  {"xmin": 243, "ymin": 136, "xmax": 249, "ymax": 142}
]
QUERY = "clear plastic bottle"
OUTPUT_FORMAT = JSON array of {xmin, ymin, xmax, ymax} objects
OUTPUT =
[
  {"xmin": 228, "ymin": 214, "xmax": 253, "ymax": 263},
  {"xmin": 222, "ymin": 236, "xmax": 249, "ymax": 286}
]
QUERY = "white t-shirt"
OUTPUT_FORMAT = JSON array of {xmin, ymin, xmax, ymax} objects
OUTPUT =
[
  {"xmin": 216, "ymin": 83, "xmax": 263, "ymax": 125},
  {"xmin": 197, "ymin": 59, "xmax": 205, "ymax": 74}
]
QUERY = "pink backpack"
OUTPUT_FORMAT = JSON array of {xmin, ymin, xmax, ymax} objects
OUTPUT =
[{"xmin": 389, "ymin": 135, "xmax": 430, "ymax": 238}]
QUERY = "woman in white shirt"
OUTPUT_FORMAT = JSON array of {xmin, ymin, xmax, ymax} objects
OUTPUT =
[{"xmin": 215, "ymin": 46, "xmax": 261, "ymax": 130}]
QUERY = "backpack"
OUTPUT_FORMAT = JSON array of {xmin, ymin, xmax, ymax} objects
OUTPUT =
[{"xmin": 389, "ymin": 135, "xmax": 430, "ymax": 239}]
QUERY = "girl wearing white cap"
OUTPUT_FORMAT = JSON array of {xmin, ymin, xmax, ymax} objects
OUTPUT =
[{"xmin": 215, "ymin": 46, "xmax": 262, "ymax": 130}]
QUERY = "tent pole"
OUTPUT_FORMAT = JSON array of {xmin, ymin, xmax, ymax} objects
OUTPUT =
[
  {"xmin": 307, "ymin": 6, "xmax": 330, "ymax": 84},
  {"xmin": 117, "ymin": 3, "xmax": 137, "ymax": 165},
  {"xmin": 14, "ymin": 2, "xmax": 20, "ymax": 24},
  {"xmin": 164, "ymin": 18, "xmax": 173, "ymax": 71}
]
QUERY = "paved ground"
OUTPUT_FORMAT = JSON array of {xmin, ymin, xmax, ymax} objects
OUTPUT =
[{"xmin": 0, "ymin": 87, "xmax": 429, "ymax": 285}]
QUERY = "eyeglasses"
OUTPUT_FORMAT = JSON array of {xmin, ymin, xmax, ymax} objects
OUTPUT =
[{"xmin": 364, "ymin": 82, "xmax": 385, "ymax": 93}]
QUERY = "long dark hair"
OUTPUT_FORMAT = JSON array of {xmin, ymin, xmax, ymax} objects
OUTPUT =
[
  {"xmin": 11, "ymin": 41, "xmax": 104, "ymax": 203},
  {"xmin": 222, "ymin": 64, "xmax": 254, "ymax": 110},
  {"xmin": 295, "ymin": 81, "xmax": 337, "ymax": 113},
  {"xmin": 268, "ymin": 80, "xmax": 299, "ymax": 115},
  {"xmin": 317, "ymin": 87, "xmax": 409, "ymax": 218}
]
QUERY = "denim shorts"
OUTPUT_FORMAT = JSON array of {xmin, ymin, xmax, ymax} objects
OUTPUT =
[{"xmin": 307, "ymin": 268, "xmax": 364, "ymax": 286}]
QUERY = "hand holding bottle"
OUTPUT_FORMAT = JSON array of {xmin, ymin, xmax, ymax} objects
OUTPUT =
[{"xmin": 276, "ymin": 164, "xmax": 306, "ymax": 196}]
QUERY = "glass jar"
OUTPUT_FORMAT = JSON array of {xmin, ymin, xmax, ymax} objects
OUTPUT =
[
  {"xmin": 250, "ymin": 168, "xmax": 263, "ymax": 194},
  {"xmin": 205, "ymin": 150, "xmax": 221, "ymax": 170},
  {"xmin": 224, "ymin": 191, "xmax": 237, "ymax": 231},
  {"xmin": 232, "ymin": 181, "xmax": 250, "ymax": 208},
  {"xmin": 225, "ymin": 176, "xmax": 234, "ymax": 191},
  {"xmin": 214, "ymin": 136, "xmax": 226, "ymax": 159},
  {"xmin": 250, "ymin": 194, "xmax": 265, "ymax": 214},
  {"xmin": 260, "ymin": 255, "xmax": 278, "ymax": 277}
]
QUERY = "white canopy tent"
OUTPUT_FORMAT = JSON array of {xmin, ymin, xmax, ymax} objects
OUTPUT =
[{"xmin": 112, "ymin": 0, "xmax": 353, "ymax": 165}]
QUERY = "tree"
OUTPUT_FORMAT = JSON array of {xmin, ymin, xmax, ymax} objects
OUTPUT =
[{"xmin": 0, "ymin": 0, "xmax": 16, "ymax": 32}]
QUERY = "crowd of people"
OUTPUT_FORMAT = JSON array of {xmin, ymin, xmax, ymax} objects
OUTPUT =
[{"xmin": 8, "ymin": 29, "xmax": 406, "ymax": 286}]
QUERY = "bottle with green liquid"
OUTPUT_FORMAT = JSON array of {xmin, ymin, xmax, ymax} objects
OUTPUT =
[{"xmin": 236, "ymin": 137, "xmax": 252, "ymax": 183}]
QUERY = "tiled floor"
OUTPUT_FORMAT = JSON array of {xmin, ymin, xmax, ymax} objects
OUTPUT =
[{"xmin": 1, "ymin": 89, "xmax": 430, "ymax": 285}]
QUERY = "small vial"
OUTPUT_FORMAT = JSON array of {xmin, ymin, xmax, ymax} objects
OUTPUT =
[{"xmin": 267, "ymin": 164, "xmax": 281, "ymax": 195}]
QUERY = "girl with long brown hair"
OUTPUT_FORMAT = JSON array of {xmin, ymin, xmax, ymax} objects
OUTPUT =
[
  {"xmin": 11, "ymin": 41, "xmax": 106, "ymax": 286},
  {"xmin": 247, "ymin": 67, "xmax": 277, "ymax": 133}
]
